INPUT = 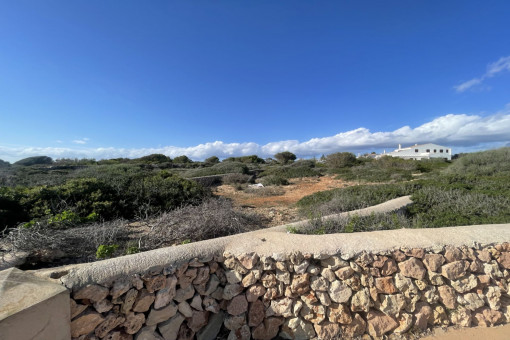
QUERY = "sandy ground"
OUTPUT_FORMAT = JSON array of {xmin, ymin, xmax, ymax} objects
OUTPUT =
[
  {"xmin": 421, "ymin": 324, "xmax": 510, "ymax": 339},
  {"xmin": 214, "ymin": 175, "xmax": 353, "ymax": 226}
]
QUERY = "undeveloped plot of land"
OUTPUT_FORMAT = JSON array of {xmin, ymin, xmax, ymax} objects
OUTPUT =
[{"xmin": 214, "ymin": 175, "xmax": 354, "ymax": 226}]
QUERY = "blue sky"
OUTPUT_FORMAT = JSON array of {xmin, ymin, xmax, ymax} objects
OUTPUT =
[{"xmin": 1, "ymin": 1, "xmax": 509, "ymax": 162}]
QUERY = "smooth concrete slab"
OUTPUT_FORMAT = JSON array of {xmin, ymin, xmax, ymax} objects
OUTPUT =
[{"xmin": 0, "ymin": 268, "xmax": 71, "ymax": 340}]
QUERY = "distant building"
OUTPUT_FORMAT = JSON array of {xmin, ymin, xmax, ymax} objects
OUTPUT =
[{"xmin": 385, "ymin": 143, "xmax": 452, "ymax": 161}]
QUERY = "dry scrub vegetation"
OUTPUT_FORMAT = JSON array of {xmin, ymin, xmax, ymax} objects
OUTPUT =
[{"xmin": 2, "ymin": 148, "xmax": 510, "ymax": 268}]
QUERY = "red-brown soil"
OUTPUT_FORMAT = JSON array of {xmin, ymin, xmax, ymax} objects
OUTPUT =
[{"xmin": 214, "ymin": 175, "xmax": 354, "ymax": 226}]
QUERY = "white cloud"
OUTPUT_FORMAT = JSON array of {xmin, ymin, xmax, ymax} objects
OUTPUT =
[
  {"xmin": 72, "ymin": 138, "xmax": 89, "ymax": 145},
  {"xmin": 1, "ymin": 106, "xmax": 510, "ymax": 163},
  {"xmin": 455, "ymin": 55, "xmax": 510, "ymax": 92}
]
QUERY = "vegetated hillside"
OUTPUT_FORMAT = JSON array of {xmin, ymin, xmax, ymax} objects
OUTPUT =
[
  {"xmin": 293, "ymin": 147, "xmax": 510, "ymax": 234},
  {"xmin": 1, "ymin": 149, "xmax": 492, "ymax": 268},
  {"xmin": 0, "ymin": 152, "xmax": 299, "ymax": 266}
]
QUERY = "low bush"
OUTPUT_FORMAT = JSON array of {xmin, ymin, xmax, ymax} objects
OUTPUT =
[
  {"xmin": 324, "ymin": 152, "xmax": 358, "ymax": 169},
  {"xmin": 409, "ymin": 187, "xmax": 510, "ymax": 228},
  {"xmin": 443, "ymin": 147, "xmax": 510, "ymax": 177},
  {"xmin": 222, "ymin": 155, "xmax": 265, "ymax": 164},
  {"xmin": 204, "ymin": 156, "xmax": 220, "ymax": 165},
  {"xmin": 0, "ymin": 172, "xmax": 208, "ymax": 230},
  {"xmin": 296, "ymin": 147, "xmax": 510, "ymax": 234},
  {"xmin": 173, "ymin": 155, "xmax": 192, "ymax": 164},
  {"xmin": 223, "ymin": 173, "xmax": 253, "ymax": 185},
  {"xmin": 331, "ymin": 156, "xmax": 426, "ymax": 182},
  {"xmin": 133, "ymin": 154, "xmax": 172, "ymax": 164},
  {"xmin": 291, "ymin": 211, "xmax": 412, "ymax": 234},
  {"xmin": 185, "ymin": 162, "xmax": 249, "ymax": 177},
  {"xmin": 260, "ymin": 160, "xmax": 321, "ymax": 180},
  {"xmin": 297, "ymin": 183, "xmax": 414, "ymax": 216},
  {"xmin": 260, "ymin": 175, "xmax": 289, "ymax": 186},
  {"xmin": 96, "ymin": 244, "xmax": 119, "ymax": 259},
  {"xmin": 142, "ymin": 198, "xmax": 264, "ymax": 248},
  {"xmin": 3, "ymin": 219, "xmax": 128, "ymax": 263}
]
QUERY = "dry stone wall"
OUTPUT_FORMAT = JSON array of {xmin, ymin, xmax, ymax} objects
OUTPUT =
[{"xmin": 69, "ymin": 242, "xmax": 510, "ymax": 340}]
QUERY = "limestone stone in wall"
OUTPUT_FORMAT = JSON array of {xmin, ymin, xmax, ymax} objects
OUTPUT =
[{"xmin": 68, "ymin": 242, "xmax": 510, "ymax": 339}]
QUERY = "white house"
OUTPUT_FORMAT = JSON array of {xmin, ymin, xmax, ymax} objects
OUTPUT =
[{"xmin": 385, "ymin": 143, "xmax": 452, "ymax": 161}]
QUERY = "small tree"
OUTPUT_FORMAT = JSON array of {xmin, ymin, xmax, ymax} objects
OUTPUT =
[
  {"xmin": 205, "ymin": 156, "xmax": 220, "ymax": 165},
  {"xmin": 173, "ymin": 155, "xmax": 192, "ymax": 164},
  {"xmin": 274, "ymin": 151, "xmax": 296, "ymax": 165},
  {"xmin": 325, "ymin": 152, "xmax": 357, "ymax": 168}
]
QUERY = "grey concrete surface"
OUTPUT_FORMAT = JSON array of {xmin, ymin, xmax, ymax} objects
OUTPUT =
[{"xmin": 0, "ymin": 268, "xmax": 71, "ymax": 340}]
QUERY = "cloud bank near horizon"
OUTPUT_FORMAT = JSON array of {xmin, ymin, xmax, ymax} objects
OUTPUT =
[
  {"xmin": 1, "ymin": 107, "xmax": 510, "ymax": 163},
  {"xmin": 455, "ymin": 56, "xmax": 510, "ymax": 92}
]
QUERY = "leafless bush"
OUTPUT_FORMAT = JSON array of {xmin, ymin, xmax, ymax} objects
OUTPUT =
[
  {"xmin": 2, "ymin": 198, "xmax": 265, "ymax": 266},
  {"xmin": 142, "ymin": 198, "xmax": 264, "ymax": 249},
  {"xmin": 3, "ymin": 219, "xmax": 128, "ymax": 260}
]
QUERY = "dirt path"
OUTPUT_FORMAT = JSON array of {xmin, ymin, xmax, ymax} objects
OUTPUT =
[{"xmin": 214, "ymin": 176, "xmax": 354, "ymax": 226}]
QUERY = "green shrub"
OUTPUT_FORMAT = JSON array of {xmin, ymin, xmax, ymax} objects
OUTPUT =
[
  {"xmin": 0, "ymin": 187, "xmax": 29, "ymax": 230},
  {"xmin": 294, "ymin": 212, "xmax": 412, "ymax": 234},
  {"xmin": 134, "ymin": 154, "xmax": 172, "ymax": 164},
  {"xmin": 204, "ymin": 156, "xmax": 220, "ymax": 165},
  {"xmin": 126, "ymin": 243, "xmax": 140, "ymax": 255},
  {"xmin": 260, "ymin": 160, "xmax": 321, "ymax": 180},
  {"xmin": 222, "ymin": 155, "xmax": 265, "ymax": 164},
  {"xmin": 260, "ymin": 175, "xmax": 289, "ymax": 186},
  {"xmin": 96, "ymin": 244, "xmax": 119, "ymax": 259},
  {"xmin": 408, "ymin": 187, "xmax": 510, "ymax": 228},
  {"xmin": 0, "ymin": 170, "xmax": 208, "ymax": 230},
  {"xmin": 223, "ymin": 173, "xmax": 253, "ymax": 185},
  {"xmin": 332, "ymin": 156, "xmax": 420, "ymax": 182},
  {"xmin": 48, "ymin": 210, "xmax": 81, "ymax": 227},
  {"xmin": 185, "ymin": 162, "xmax": 249, "ymax": 177},
  {"xmin": 444, "ymin": 147, "xmax": 510, "ymax": 177},
  {"xmin": 297, "ymin": 183, "xmax": 413, "ymax": 216},
  {"xmin": 325, "ymin": 152, "xmax": 358, "ymax": 169},
  {"xmin": 173, "ymin": 155, "xmax": 192, "ymax": 164}
]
